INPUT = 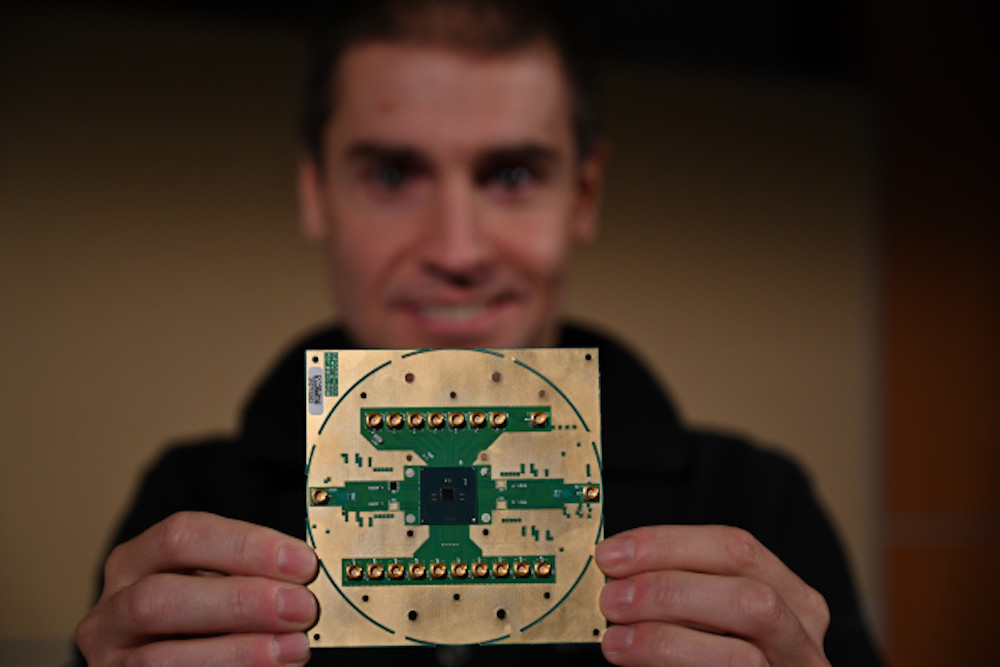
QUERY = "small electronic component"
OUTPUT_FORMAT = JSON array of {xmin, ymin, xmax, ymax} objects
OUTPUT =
[{"xmin": 305, "ymin": 348, "xmax": 604, "ymax": 647}]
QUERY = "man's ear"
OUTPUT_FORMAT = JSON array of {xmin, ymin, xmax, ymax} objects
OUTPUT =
[
  {"xmin": 571, "ymin": 139, "xmax": 609, "ymax": 245},
  {"xmin": 297, "ymin": 156, "xmax": 328, "ymax": 242}
]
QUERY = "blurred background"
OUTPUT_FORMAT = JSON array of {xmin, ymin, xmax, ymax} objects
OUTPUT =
[{"xmin": 1, "ymin": 1, "xmax": 995, "ymax": 665}]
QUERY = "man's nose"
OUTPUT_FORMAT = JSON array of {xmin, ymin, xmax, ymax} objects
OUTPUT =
[{"xmin": 420, "ymin": 178, "xmax": 492, "ymax": 285}]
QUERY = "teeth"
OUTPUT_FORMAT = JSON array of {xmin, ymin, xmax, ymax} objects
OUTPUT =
[{"xmin": 419, "ymin": 303, "xmax": 486, "ymax": 321}]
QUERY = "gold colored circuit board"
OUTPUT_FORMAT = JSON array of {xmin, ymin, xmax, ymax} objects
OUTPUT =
[{"xmin": 304, "ymin": 347, "xmax": 605, "ymax": 647}]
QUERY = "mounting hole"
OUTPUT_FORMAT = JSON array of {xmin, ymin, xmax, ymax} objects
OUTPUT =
[
  {"xmin": 312, "ymin": 356, "xmax": 318, "ymax": 363},
  {"xmin": 313, "ymin": 633, "xmax": 321, "ymax": 641},
  {"xmin": 405, "ymin": 372, "xmax": 414, "ymax": 383},
  {"xmin": 492, "ymin": 371, "xmax": 502, "ymax": 382},
  {"xmin": 453, "ymin": 593, "xmax": 461, "ymax": 601},
  {"xmin": 407, "ymin": 529, "xmax": 414, "ymax": 537},
  {"xmin": 496, "ymin": 609, "xmax": 507, "ymax": 620},
  {"xmin": 585, "ymin": 353, "xmax": 592, "ymax": 361},
  {"xmin": 408, "ymin": 610, "xmax": 418, "ymax": 621},
  {"xmin": 593, "ymin": 628, "xmax": 601, "ymax": 636},
  {"xmin": 543, "ymin": 592, "xmax": 551, "ymax": 599},
  {"xmin": 360, "ymin": 392, "xmax": 367, "ymax": 399},
  {"xmin": 449, "ymin": 391, "xmax": 457, "ymax": 399},
  {"xmin": 538, "ymin": 390, "xmax": 547, "ymax": 398},
  {"xmin": 362, "ymin": 595, "xmax": 369, "ymax": 602},
  {"xmin": 482, "ymin": 528, "xmax": 490, "ymax": 536}
]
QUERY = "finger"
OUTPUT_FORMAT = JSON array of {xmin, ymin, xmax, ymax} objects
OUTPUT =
[
  {"xmin": 120, "ymin": 632, "xmax": 310, "ymax": 667},
  {"xmin": 601, "ymin": 571, "xmax": 824, "ymax": 666},
  {"xmin": 595, "ymin": 525, "xmax": 828, "ymax": 644},
  {"xmin": 596, "ymin": 525, "xmax": 789, "ymax": 582},
  {"xmin": 103, "ymin": 512, "xmax": 317, "ymax": 594},
  {"xmin": 101, "ymin": 574, "xmax": 317, "ymax": 644},
  {"xmin": 602, "ymin": 622, "xmax": 771, "ymax": 667}
]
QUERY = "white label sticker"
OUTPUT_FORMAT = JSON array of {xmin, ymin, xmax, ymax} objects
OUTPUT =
[{"xmin": 307, "ymin": 367, "xmax": 323, "ymax": 415}]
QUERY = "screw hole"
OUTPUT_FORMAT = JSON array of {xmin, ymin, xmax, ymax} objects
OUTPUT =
[
  {"xmin": 496, "ymin": 609, "xmax": 506, "ymax": 620},
  {"xmin": 453, "ymin": 593, "xmax": 461, "ymax": 601},
  {"xmin": 360, "ymin": 392, "xmax": 367, "ymax": 399},
  {"xmin": 408, "ymin": 610, "xmax": 418, "ymax": 621},
  {"xmin": 313, "ymin": 633, "xmax": 321, "ymax": 641},
  {"xmin": 312, "ymin": 356, "xmax": 318, "ymax": 363},
  {"xmin": 593, "ymin": 628, "xmax": 600, "ymax": 636},
  {"xmin": 544, "ymin": 592, "xmax": 551, "ymax": 599},
  {"xmin": 585, "ymin": 353, "xmax": 592, "ymax": 361},
  {"xmin": 449, "ymin": 391, "xmax": 457, "ymax": 399},
  {"xmin": 407, "ymin": 530, "xmax": 414, "ymax": 537},
  {"xmin": 362, "ymin": 595, "xmax": 369, "ymax": 602},
  {"xmin": 405, "ymin": 372, "xmax": 414, "ymax": 383},
  {"xmin": 482, "ymin": 529, "xmax": 489, "ymax": 536}
]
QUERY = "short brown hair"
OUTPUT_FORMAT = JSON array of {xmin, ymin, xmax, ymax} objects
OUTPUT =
[{"xmin": 299, "ymin": 0, "xmax": 601, "ymax": 163}]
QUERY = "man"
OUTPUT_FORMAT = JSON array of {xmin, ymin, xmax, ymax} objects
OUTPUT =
[{"xmin": 75, "ymin": 1, "xmax": 880, "ymax": 665}]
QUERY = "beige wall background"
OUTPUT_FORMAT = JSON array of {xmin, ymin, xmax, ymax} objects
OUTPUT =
[{"xmin": 0, "ymin": 6, "xmax": 879, "ymax": 662}]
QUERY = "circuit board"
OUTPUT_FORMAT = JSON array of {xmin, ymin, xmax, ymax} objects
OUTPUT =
[{"xmin": 304, "ymin": 347, "xmax": 604, "ymax": 648}]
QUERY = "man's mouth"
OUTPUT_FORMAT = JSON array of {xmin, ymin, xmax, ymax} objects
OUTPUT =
[
  {"xmin": 417, "ymin": 302, "xmax": 488, "ymax": 322},
  {"xmin": 397, "ymin": 294, "xmax": 520, "ymax": 344}
]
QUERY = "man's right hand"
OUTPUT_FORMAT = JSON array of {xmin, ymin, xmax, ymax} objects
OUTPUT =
[{"xmin": 75, "ymin": 511, "xmax": 319, "ymax": 666}]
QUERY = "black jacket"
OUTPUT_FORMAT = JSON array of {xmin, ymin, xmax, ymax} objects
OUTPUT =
[{"xmin": 83, "ymin": 324, "xmax": 880, "ymax": 665}]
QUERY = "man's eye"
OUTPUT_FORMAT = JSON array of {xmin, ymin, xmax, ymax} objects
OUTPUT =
[
  {"xmin": 373, "ymin": 165, "xmax": 407, "ymax": 188},
  {"xmin": 489, "ymin": 166, "xmax": 533, "ymax": 189},
  {"xmin": 501, "ymin": 166, "xmax": 531, "ymax": 187}
]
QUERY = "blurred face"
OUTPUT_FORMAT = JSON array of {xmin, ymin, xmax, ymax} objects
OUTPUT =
[{"xmin": 299, "ymin": 40, "xmax": 603, "ymax": 349}]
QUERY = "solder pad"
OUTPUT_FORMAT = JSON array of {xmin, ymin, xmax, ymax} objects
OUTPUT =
[{"xmin": 304, "ymin": 347, "xmax": 604, "ymax": 648}]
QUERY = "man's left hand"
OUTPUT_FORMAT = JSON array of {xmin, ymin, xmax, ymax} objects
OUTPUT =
[{"xmin": 595, "ymin": 525, "xmax": 830, "ymax": 666}]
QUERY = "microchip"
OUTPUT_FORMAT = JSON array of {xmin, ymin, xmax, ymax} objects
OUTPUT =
[
  {"xmin": 421, "ymin": 466, "xmax": 477, "ymax": 524},
  {"xmin": 305, "ymin": 348, "xmax": 604, "ymax": 648}
]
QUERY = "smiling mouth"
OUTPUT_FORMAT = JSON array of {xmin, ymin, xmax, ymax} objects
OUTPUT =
[{"xmin": 417, "ymin": 302, "xmax": 488, "ymax": 322}]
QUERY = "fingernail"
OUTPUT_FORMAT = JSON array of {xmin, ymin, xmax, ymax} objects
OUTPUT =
[
  {"xmin": 602, "ymin": 625, "xmax": 634, "ymax": 654},
  {"xmin": 278, "ymin": 543, "xmax": 317, "ymax": 579},
  {"xmin": 273, "ymin": 632, "xmax": 310, "ymax": 665},
  {"xmin": 595, "ymin": 536, "xmax": 635, "ymax": 570},
  {"xmin": 277, "ymin": 586, "xmax": 317, "ymax": 624},
  {"xmin": 603, "ymin": 580, "xmax": 635, "ymax": 611}
]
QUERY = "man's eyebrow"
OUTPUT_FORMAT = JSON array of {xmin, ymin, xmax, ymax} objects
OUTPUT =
[
  {"xmin": 343, "ymin": 141, "xmax": 561, "ymax": 171},
  {"xmin": 345, "ymin": 142, "xmax": 428, "ymax": 167},
  {"xmin": 475, "ymin": 144, "xmax": 561, "ymax": 168}
]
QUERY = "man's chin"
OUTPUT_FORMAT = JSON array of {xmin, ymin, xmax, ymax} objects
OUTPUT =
[
  {"xmin": 401, "ymin": 329, "xmax": 518, "ymax": 351},
  {"xmin": 372, "ymin": 315, "xmax": 550, "ymax": 350},
  {"xmin": 387, "ymin": 305, "xmax": 539, "ymax": 349}
]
